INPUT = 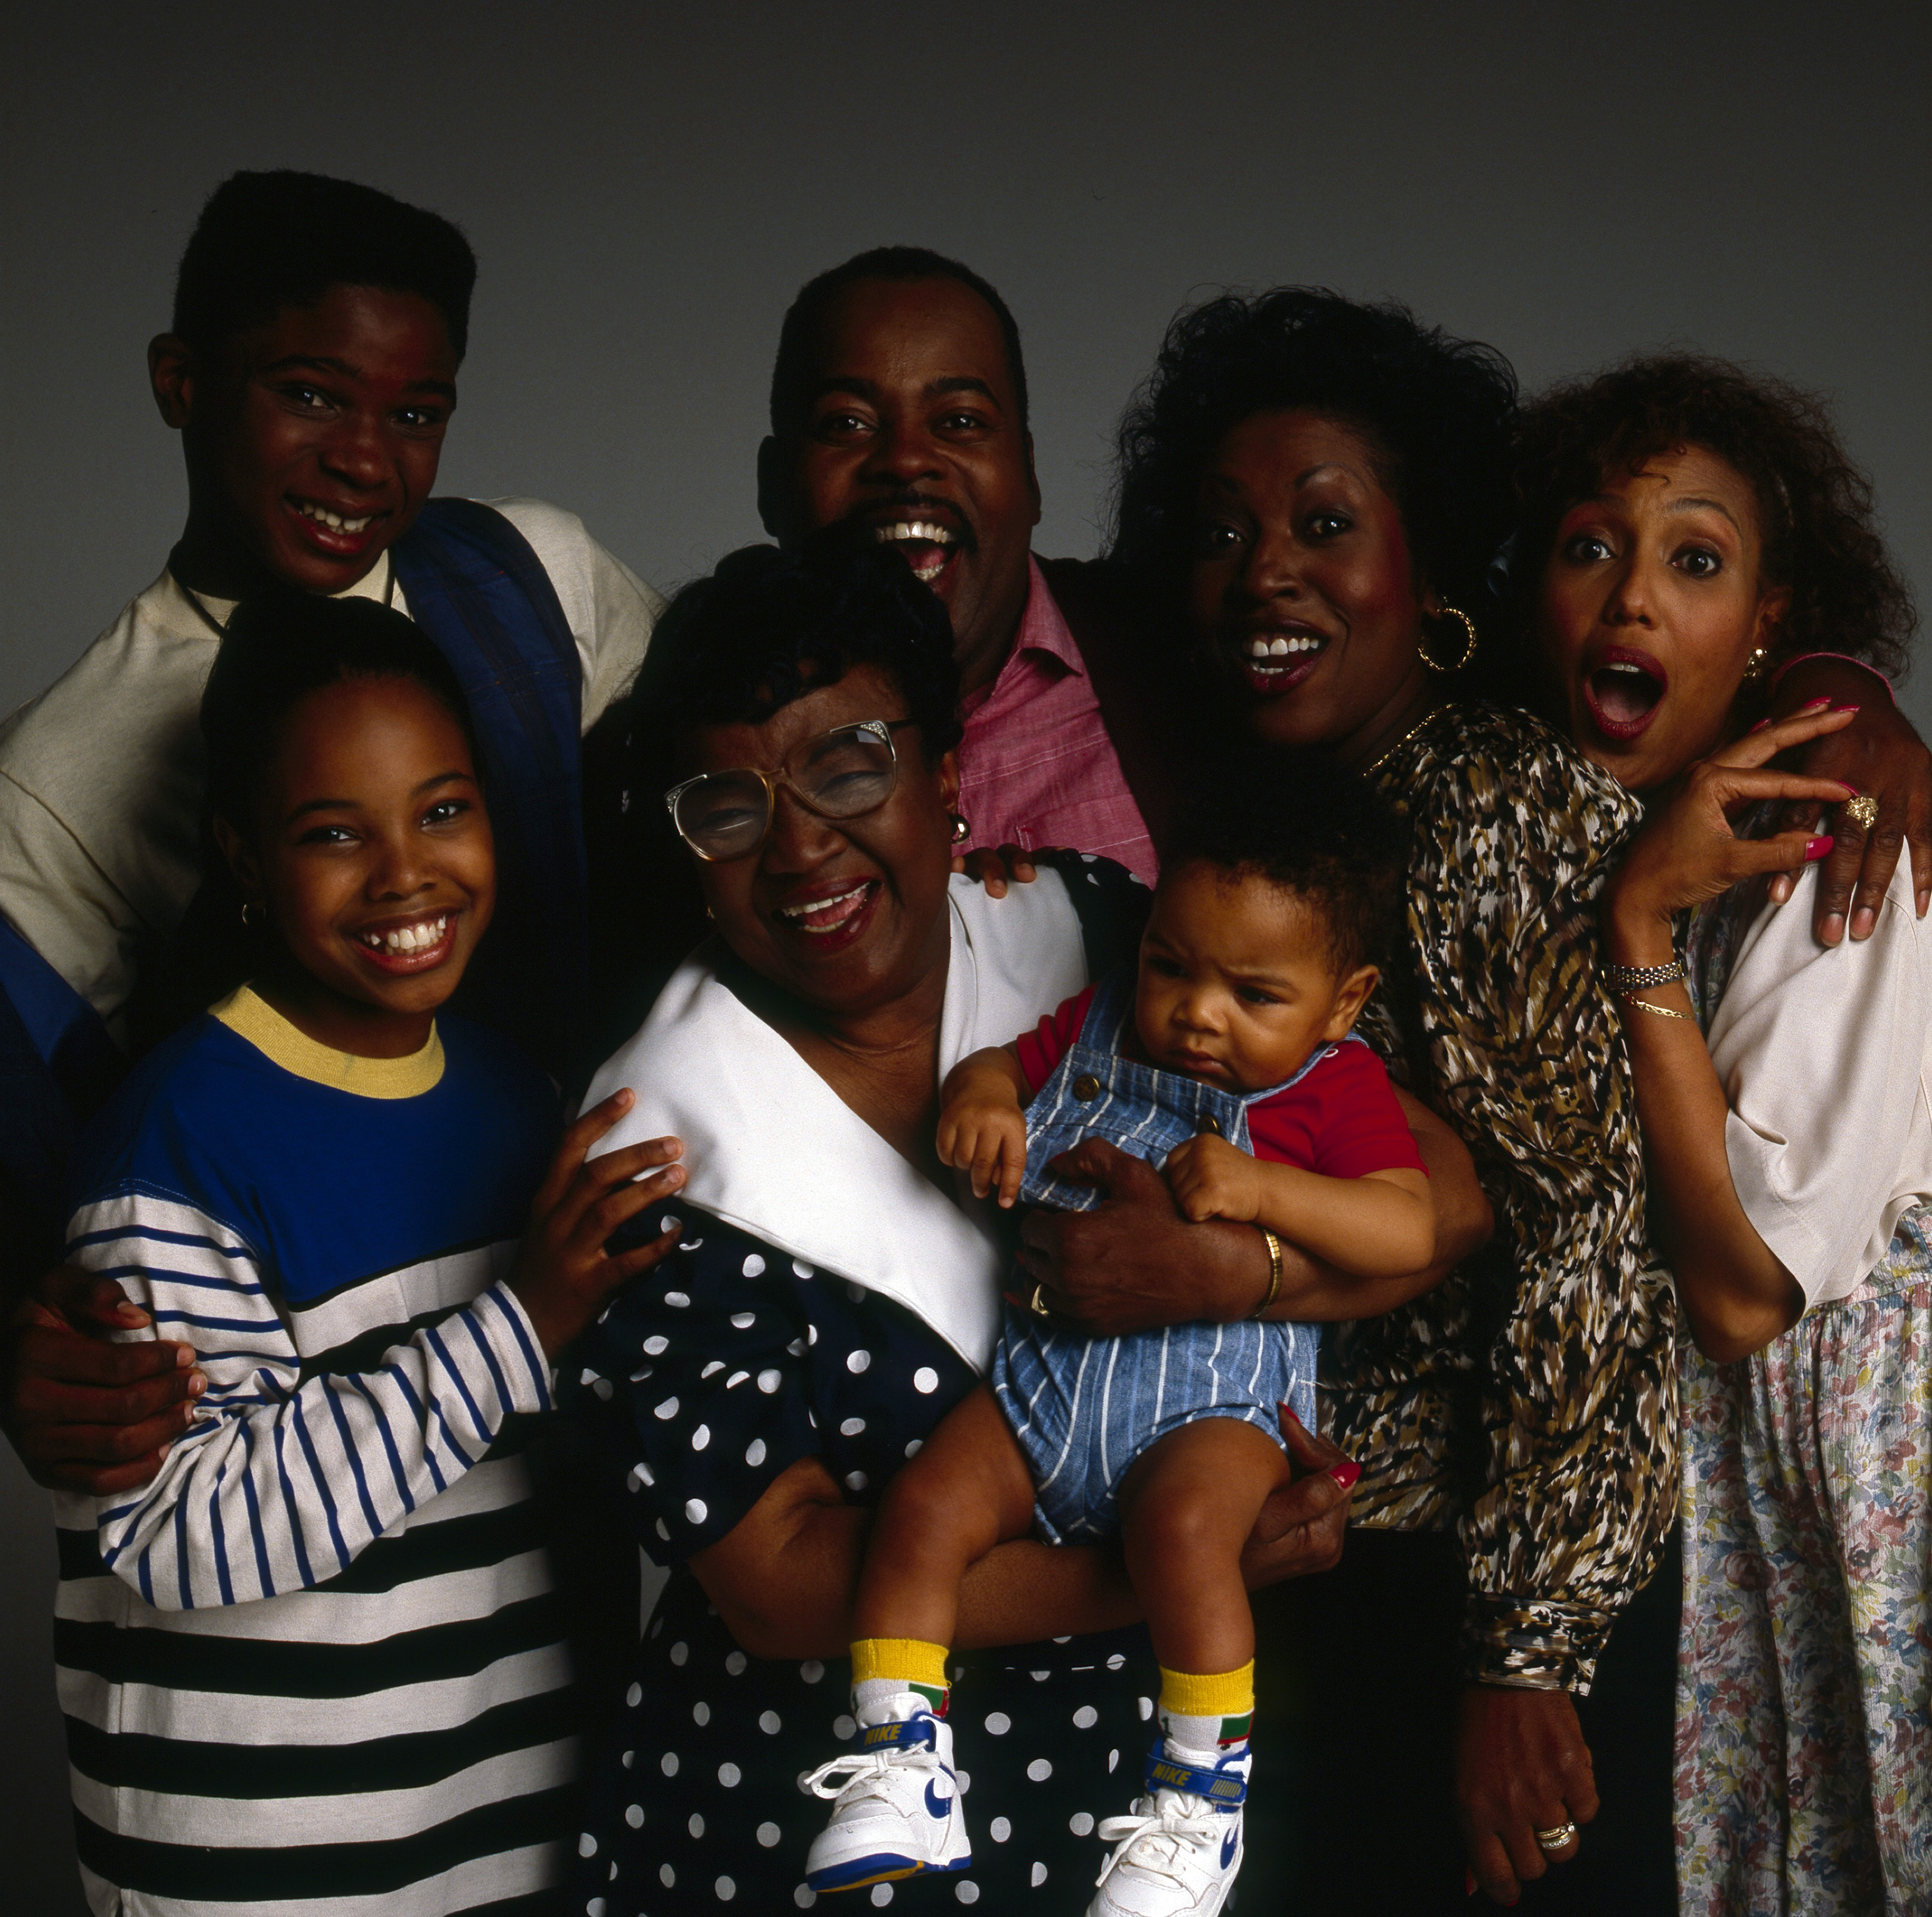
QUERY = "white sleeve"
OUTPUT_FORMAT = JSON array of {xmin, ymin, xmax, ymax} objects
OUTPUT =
[
  {"xmin": 484, "ymin": 497, "xmax": 664, "ymax": 729},
  {"xmin": 0, "ymin": 769, "xmax": 144, "ymax": 1023},
  {"xmin": 70, "ymin": 1193, "xmax": 553, "ymax": 1610},
  {"xmin": 1704, "ymin": 863, "xmax": 1932, "ymax": 1305}
]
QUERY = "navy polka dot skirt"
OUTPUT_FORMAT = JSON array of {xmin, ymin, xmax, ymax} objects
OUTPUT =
[{"xmin": 559, "ymin": 1188, "xmax": 1161, "ymax": 1913}]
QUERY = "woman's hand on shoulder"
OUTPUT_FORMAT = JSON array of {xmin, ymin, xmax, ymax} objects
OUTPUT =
[
  {"xmin": 1768, "ymin": 659, "xmax": 1932, "ymax": 941},
  {"xmin": 1604, "ymin": 706, "xmax": 1855, "ymax": 956},
  {"xmin": 952, "ymin": 843, "xmax": 1041, "ymax": 898},
  {"xmin": 510, "ymin": 1091, "xmax": 686, "ymax": 1358}
]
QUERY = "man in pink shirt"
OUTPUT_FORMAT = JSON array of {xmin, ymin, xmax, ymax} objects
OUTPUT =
[{"xmin": 757, "ymin": 248, "xmax": 1169, "ymax": 885}]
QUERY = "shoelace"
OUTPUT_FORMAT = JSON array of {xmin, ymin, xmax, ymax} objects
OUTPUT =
[
  {"xmin": 1093, "ymin": 1793, "xmax": 1226, "ymax": 1891},
  {"xmin": 798, "ymin": 1745, "xmax": 926, "ymax": 1806}
]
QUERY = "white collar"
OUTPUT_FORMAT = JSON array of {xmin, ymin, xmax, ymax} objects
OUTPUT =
[{"xmin": 582, "ymin": 872, "xmax": 1087, "ymax": 1370}]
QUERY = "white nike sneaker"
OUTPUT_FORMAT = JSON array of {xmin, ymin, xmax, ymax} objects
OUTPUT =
[
  {"xmin": 799, "ymin": 1699, "xmax": 970, "ymax": 1893},
  {"xmin": 1086, "ymin": 1743, "xmax": 1250, "ymax": 1917}
]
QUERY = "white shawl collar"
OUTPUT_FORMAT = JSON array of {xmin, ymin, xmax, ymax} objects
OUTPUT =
[{"xmin": 582, "ymin": 872, "xmax": 1088, "ymax": 1371}]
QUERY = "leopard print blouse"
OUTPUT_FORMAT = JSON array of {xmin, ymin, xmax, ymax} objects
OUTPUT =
[{"xmin": 1332, "ymin": 701, "xmax": 1678, "ymax": 1692}]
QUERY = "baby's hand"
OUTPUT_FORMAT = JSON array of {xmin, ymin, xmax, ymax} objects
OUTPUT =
[
  {"xmin": 937, "ymin": 1097, "xmax": 1029, "ymax": 1209},
  {"xmin": 1164, "ymin": 1133, "xmax": 1263, "ymax": 1224}
]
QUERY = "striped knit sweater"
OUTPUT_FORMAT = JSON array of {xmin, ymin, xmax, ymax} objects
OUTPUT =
[{"xmin": 51, "ymin": 986, "xmax": 575, "ymax": 1917}]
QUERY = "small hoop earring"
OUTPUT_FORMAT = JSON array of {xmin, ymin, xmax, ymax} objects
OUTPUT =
[
  {"xmin": 240, "ymin": 900, "xmax": 264, "ymax": 929},
  {"xmin": 1741, "ymin": 645, "xmax": 1772, "ymax": 684},
  {"xmin": 1419, "ymin": 605, "xmax": 1479, "ymax": 674},
  {"xmin": 950, "ymin": 813, "xmax": 972, "ymax": 845}
]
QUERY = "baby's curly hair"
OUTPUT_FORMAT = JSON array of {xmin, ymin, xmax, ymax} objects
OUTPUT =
[
  {"xmin": 1512, "ymin": 353, "xmax": 1915, "ymax": 679},
  {"xmin": 1162, "ymin": 748, "xmax": 1409, "ymax": 977},
  {"xmin": 1107, "ymin": 287, "xmax": 1519, "ymax": 630}
]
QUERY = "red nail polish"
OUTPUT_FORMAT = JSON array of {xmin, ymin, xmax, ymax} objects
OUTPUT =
[
  {"xmin": 1466, "ymin": 1868, "xmax": 1478, "ymax": 1896},
  {"xmin": 1328, "ymin": 1459, "xmax": 1361, "ymax": 1489},
  {"xmin": 1279, "ymin": 1406, "xmax": 1302, "ymax": 1429},
  {"xmin": 1806, "ymin": 836, "xmax": 1835, "ymax": 860},
  {"xmin": 1747, "ymin": 717, "xmax": 1772, "ymax": 733},
  {"xmin": 1831, "ymin": 703, "xmax": 1861, "ymax": 712}
]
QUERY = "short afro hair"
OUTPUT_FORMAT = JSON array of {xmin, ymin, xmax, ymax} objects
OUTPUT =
[
  {"xmin": 202, "ymin": 590, "xmax": 476, "ymax": 831},
  {"xmin": 769, "ymin": 246, "xmax": 1029, "ymax": 438},
  {"xmin": 172, "ymin": 170, "xmax": 477, "ymax": 361},
  {"xmin": 621, "ymin": 531, "xmax": 963, "ymax": 846},
  {"xmin": 1511, "ymin": 352, "xmax": 1916, "ymax": 681},
  {"xmin": 1108, "ymin": 288, "xmax": 1519, "ymax": 631},
  {"xmin": 1161, "ymin": 747, "xmax": 1409, "ymax": 977}
]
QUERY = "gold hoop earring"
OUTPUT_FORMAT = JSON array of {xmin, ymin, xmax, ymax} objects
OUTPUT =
[
  {"xmin": 240, "ymin": 900, "xmax": 264, "ymax": 929},
  {"xmin": 1741, "ymin": 645, "xmax": 1771, "ymax": 684},
  {"xmin": 1419, "ymin": 605, "xmax": 1479, "ymax": 674},
  {"xmin": 950, "ymin": 813, "xmax": 971, "ymax": 844}
]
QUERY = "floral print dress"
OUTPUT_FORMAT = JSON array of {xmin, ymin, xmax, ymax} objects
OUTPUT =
[{"xmin": 1675, "ymin": 873, "xmax": 1932, "ymax": 1914}]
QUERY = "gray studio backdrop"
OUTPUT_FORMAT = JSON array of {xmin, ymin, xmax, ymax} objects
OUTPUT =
[{"xmin": 4, "ymin": 1, "xmax": 1928, "ymax": 1907}]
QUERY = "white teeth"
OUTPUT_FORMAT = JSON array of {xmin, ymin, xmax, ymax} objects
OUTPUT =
[
  {"xmin": 361, "ymin": 915, "xmax": 448, "ymax": 955},
  {"xmin": 873, "ymin": 521, "xmax": 955, "ymax": 548},
  {"xmin": 776, "ymin": 883, "xmax": 869, "ymax": 930},
  {"xmin": 1248, "ymin": 635, "xmax": 1322, "ymax": 660},
  {"xmin": 1602, "ymin": 662, "xmax": 1647, "ymax": 676},
  {"xmin": 295, "ymin": 500, "xmax": 375, "ymax": 534}
]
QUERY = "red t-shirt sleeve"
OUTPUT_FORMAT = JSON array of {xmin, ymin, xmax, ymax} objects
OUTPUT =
[
  {"xmin": 1246, "ymin": 1042, "xmax": 1427, "ymax": 1178},
  {"xmin": 1014, "ymin": 984, "xmax": 1098, "ymax": 1097}
]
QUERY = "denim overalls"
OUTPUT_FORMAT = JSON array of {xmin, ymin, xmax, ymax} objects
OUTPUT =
[{"xmin": 990, "ymin": 969, "xmax": 1327, "ymax": 1543}]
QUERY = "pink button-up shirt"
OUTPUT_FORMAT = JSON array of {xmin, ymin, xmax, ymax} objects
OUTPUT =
[{"xmin": 955, "ymin": 558, "xmax": 1157, "ymax": 885}]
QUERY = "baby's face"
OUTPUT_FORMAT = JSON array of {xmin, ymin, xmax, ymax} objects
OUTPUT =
[{"xmin": 1133, "ymin": 861, "xmax": 1372, "ymax": 1094}]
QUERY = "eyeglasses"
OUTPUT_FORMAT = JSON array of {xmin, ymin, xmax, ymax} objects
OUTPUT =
[{"xmin": 664, "ymin": 719, "xmax": 916, "ymax": 861}]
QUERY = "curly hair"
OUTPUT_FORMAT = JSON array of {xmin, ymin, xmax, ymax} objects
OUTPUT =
[
  {"xmin": 1511, "ymin": 353, "xmax": 1916, "ymax": 679},
  {"xmin": 1107, "ymin": 288, "xmax": 1519, "ymax": 628},
  {"xmin": 1163, "ymin": 746, "xmax": 1409, "ymax": 975},
  {"xmin": 620, "ymin": 532, "xmax": 963, "ymax": 832}
]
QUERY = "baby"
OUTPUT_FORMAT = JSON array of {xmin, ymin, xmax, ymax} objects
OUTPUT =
[{"xmin": 801, "ymin": 751, "xmax": 1432, "ymax": 1916}]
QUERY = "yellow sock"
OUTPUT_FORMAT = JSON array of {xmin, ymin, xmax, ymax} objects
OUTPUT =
[
  {"xmin": 850, "ymin": 1637, "xmax": 950, "ymax": 1724},
  {"xmin": 1158, "ymin": 1660, "xmax": 1255, "ymax": 1752}
]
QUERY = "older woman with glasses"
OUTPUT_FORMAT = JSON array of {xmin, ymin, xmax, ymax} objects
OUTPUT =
[{"xmin": 553, "ymin": 536, "xmax": 1490, "ymax": 1911}]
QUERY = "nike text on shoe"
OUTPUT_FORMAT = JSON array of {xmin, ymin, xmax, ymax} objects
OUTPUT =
[
  {"xmin": 1086, "ymin": 1743, "xmax": 1250, "ymax": 1916},
  {"xmin": 799, "ymin": 1705, "xmax": 971, "ymax": 1891}
]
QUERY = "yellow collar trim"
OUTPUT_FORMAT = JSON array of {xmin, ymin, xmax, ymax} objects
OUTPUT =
[{"xmin": 212, "ymin": 985, "xmax": 446, "ymax": 1099}]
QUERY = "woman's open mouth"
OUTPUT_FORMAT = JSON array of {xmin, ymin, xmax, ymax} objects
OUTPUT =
[
  {"xmin": 773, "ymin": 878, "xmax": 881, "ymax": 945},
  {"xmin": 1236, "ymin": 628, "xmax": 1330, "ymax": 696},
  {"xmin": 352, "ymin": 911, "xmax": 458, "ymax": 974},
  {"xmin": 1582, "ymin": 649, "xmax": 1668, "ymax": 743}
]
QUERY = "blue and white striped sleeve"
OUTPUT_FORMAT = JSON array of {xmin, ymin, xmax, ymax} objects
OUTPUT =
[{"xmin": 68, "ymin": 1191, "xmax": 553, "ymax": 1610}]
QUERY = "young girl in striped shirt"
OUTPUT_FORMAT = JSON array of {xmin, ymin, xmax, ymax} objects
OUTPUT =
[{"xmin": 52, "ymin": 592, "xmax": 686, "ymax": 1917}]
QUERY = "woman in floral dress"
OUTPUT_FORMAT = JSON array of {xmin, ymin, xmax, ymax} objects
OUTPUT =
[{"xmin": 1519, "ymin": 352, "xmax": 1927, "ymax": 1914}]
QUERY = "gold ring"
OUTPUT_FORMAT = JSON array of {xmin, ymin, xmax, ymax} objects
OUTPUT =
[
  {"xmin": 1027, "ymin": 1282, "xmax": 1052, "ymax": 1320},
  {"xmin": 1841, "ymin": 794, "xmax": 1879, "ymax": 831},
  {"xmin": 1533, "ymin": 1821, "xmax": 1579, "ymax": 1853}
]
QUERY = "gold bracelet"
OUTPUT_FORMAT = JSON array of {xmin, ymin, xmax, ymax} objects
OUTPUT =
[
  {"xmin": 1619, "ymin": 991, "xmax": 1696, "ymax": 1024},
  {"xmin": 1250, "ymin": 1227, "xmax": 1285, "ymax": 1318}
]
